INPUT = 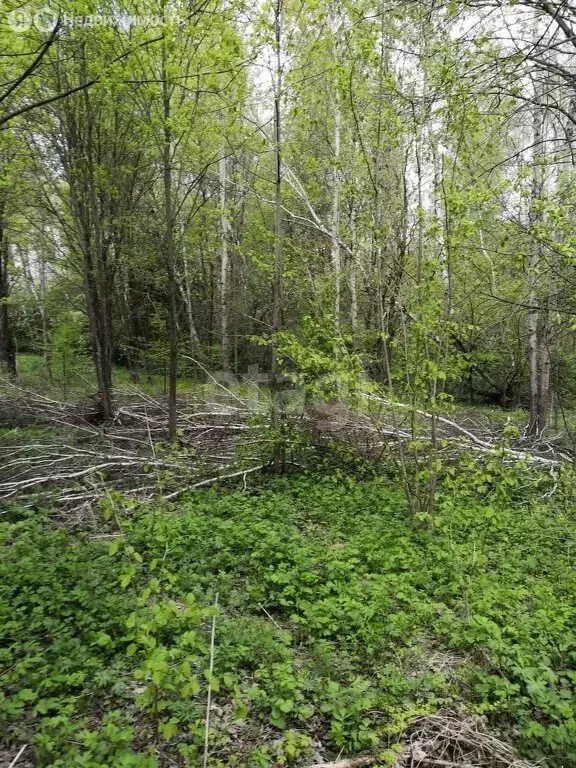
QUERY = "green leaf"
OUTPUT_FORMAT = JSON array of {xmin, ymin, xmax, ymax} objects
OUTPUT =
[{"xmin": 159, "ymin": 717, "xmax": 179, "ymax": 740}]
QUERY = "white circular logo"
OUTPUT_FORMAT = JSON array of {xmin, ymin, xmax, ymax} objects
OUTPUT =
[
  {"xmin": 33, "ymin": 6, "xmax": 58, "ymax": 32},
  {"xmin": 7, "ymin": 8, "xmax": 32, "ymax": 32}
]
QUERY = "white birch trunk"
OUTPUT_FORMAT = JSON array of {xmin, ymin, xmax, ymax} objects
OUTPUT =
[
  {"xmin": 330, "ymin": 94, "xmax": 341, "ymax": 331},
  {"xmin": 219, "ymin": 134, "xmax": 231, "ymax": 372}
]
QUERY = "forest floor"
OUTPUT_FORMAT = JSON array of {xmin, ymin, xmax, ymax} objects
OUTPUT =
[
  {"xmin": 1, "ymin": 356, "xmax": 576, "ymax": 767},
  {"xmin": 1, "ymin": 470, "xmax": 575, "ymax": 767}
]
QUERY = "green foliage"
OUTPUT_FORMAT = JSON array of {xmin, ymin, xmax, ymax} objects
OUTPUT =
[
  {"xmin": 0, "ymin": 514, "xmax": 156, "ymax": 766},
  {"xmin": 1, "ymin": 467, "xmax": 575, "ymax": 765},
  {"xmin": 52, "ymin": 312, "xmax": 91, "ymax": 365},
  {"xmin": 266, "ymin": 315, "xmax": 366, "ymax": 400}
]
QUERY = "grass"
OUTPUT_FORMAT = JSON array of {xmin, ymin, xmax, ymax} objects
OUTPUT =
[
  {"xmin": 2, "ymin": 354, "xmax": 272, "ymax": 409},
  {"xmin": 1, "ymin": 353, "xmax": 206, "ymax": 401},
  {"xmin": 1, "ymin": 463, "xmax": 575, "ymax": 767}
]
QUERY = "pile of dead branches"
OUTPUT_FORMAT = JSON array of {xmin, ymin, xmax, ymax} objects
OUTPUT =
[
  {"xmin": 2, "ymin": 372, "xmax": 574, "ymax": 516},
  {"xmin": 307, "ymin": 711, "xmax": 536, "ymax": 768},
  {"xmin": 396, "ymin": 711, "xmax": 536, "ymax": 768},
  {"xmin": 301, "ymin": 392, "xmax": 572, "ymax": 468},
  {"xmin": 0, "ymin": 388, "xmax": 104, "ymax": 428},
  {"xmin": 0, "ymin": 385, "xmax": 267, "ymax": 514}
]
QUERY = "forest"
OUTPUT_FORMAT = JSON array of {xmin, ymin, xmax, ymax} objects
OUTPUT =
[{"xmin": 1, "ymin": 0, "xmax": 576, "ymax": 766}]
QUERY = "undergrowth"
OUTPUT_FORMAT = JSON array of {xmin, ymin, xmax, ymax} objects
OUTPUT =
[{"xmin": 1, "ymin": 460, "xmax": 575, "ymax": 766}]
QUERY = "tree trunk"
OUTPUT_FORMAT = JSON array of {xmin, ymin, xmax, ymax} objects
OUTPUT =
[
  {"xmin": 84, "ymin": 85, "xmax": 113, "ymax": 420},
  {"xmin": 271, "ymin": 0, "xmax": 285, "ymax": 471},
  {"xmin": 219, "ymin": 131, "xmax": 231, "ymax": 371},
  {"xmin": 81, "ymin": 243, "xmax": 113, "ymax": 420},
  {"xmin": 348, "ymin": 141, "xmax": 361, "ymax": 334},
  {"xmin": 120, "ymin": 265, "xmax": 139, "ymax": 384},
  {"xmin": 538, "ymin": 288, "xmax": 556, "ymax": 431},
  {"xmin": 348, "ymin": 198, "xmax": 358, "ymax": 333},
  {"xmin": 17, "ymin": 242, "xmax": 52, "ymax": 380},
  {"xmin": 433, "ymin": 146, "xmax": 451, "ymax": 319},
  {"xmin": 528, "ymin": 66, "xmax": 545, "ymax": 435},
  {"xmin": 330, "ymin": 93, "xmax": 341, "ymax": 331},
  {"xmin": 162, "ymin": 35, "xmax": 178, "ymax": 441},
  {"xmin": 61, "ymin": 48, "xmax": 114, "ymax": 421},
  {"xmin": 181, "ymin": 246, "xmax": 200, "ymax": 354},
  {"xmin": 39, "ymin": 247, "xmax": 52, "ymax": 380},
  {"xmin": 0, "ymin": 207, "xmax": 16, "ymax": 378}
]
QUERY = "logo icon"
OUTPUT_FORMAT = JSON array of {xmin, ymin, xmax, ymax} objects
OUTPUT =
[
  {"xmin": 34, "ymin": 6, "xmax": 58, "ymax": 32},
  {"xmin": 7, "ymin": 8, "xmax": 32, "ymax": 31}
]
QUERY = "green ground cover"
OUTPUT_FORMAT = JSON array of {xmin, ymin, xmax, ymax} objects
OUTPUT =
[{"xmin": 1, "ymin": 465, "xmax": 575, "ymax": 767}]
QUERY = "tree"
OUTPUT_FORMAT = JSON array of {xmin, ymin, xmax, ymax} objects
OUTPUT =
[
  {"xmin": 270, "ymin": 0, "xmax": 285, "ymax": 453},
  {"xmin": 0, "ymin": 192, "xmax": 16, "ymax": 377}
]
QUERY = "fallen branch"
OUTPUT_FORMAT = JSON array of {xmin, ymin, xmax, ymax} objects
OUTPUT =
[
  {"xmin": 418, "ymin": 760, "xmax": 476, "ymax": 768},
  {"xmin": 189, "ymin": 464, "xmax": 265, "ymax": 489},
  {"xmin": 306, "ymin": 759, "xmax": 378, "ymax": 768},
  {"xmin": 364, "ymin": 393, "xmax": 562, "ymax": 466},
  {"xmin": 8, "ymin": 745, "xmax": 28, "ymax": 768}
]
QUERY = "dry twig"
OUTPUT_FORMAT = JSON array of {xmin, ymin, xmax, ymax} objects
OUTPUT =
[{"xmin": 306, "ymin": 759, "xmax": 378, "ymax": 768}]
